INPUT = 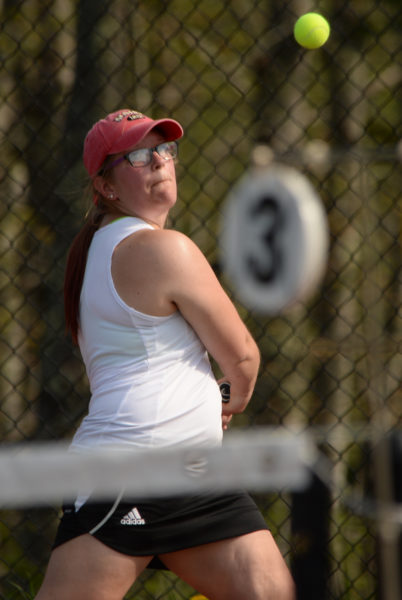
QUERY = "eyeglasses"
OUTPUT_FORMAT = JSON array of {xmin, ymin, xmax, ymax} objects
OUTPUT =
[{"xmin": 103, "ymin": 141, "xmax": 178, "ymax": 171}]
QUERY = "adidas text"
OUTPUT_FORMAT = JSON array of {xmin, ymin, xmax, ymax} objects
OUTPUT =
[{"xmin": 120, "ymin": 507, "xmax": 145, "ymax": 525}]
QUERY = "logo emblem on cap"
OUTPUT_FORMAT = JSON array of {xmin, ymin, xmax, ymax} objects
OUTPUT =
[{"xmin": 113, "ymin": 110, "xmax": 145, "ymax": 122}]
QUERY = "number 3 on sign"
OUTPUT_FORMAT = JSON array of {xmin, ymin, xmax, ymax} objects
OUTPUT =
[
  {"xmin": 220, "ymin": 165, "xmax": 329, "ymax": 314},
  {"xmin": 247, "ymin": 195, "xmax": 284, "ymax": 284}
]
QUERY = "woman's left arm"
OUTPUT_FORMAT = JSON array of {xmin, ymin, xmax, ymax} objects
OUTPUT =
[{"xmin": 154, "ymin": 230, "xmax": 261, "ymax": 415}]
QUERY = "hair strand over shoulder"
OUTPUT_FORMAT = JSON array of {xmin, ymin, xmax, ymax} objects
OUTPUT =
[{"xmin": 64, "ymin": 208, "xmax": 103, "ymax": 344}]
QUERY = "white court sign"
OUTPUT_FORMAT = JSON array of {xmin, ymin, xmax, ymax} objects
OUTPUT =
[{"xmin": 221, "ymin": 165, "xmax": 329, "ymax": 313}]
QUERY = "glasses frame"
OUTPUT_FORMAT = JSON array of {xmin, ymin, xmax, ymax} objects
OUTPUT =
[{"xmin": 101, "ymin": 141, "xmax": 178, "ymax": 172}]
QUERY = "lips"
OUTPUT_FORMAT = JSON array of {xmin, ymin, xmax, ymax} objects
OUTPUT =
[{"xmin": 151, "ymin": 177, "xmax": 171, "ymax": 187}]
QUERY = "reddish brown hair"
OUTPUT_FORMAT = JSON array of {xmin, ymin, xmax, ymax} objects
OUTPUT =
[
  {"xmin": 64, "ymin": 203, "xmax": 104, "ymax": 344},
  {"xmin": 64, "ymin": 154, "xmax": 119, "ymax": 343}
]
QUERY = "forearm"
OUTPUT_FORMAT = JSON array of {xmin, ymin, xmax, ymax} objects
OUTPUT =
[{"xmin": 219, "ymin": 338, "xmax": 260, "ymax": 413}]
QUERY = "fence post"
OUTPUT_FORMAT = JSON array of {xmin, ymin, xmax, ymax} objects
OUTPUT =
[
  {"xmin": 375, "ymin": 431, "xmax": 402, "ymax": 600},
  {"xmin": 291, "ymin": 470, "xmax": 331, "ymax": 600}
]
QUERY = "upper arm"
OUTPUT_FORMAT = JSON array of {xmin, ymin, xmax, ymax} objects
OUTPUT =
[{"xmin": 157, "ymin": 231, "xmax": 259, "ymax": 380}]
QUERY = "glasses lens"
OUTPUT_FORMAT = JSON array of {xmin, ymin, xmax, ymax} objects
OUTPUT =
[
  {"xmin": 126, "ymin": 141, "xmax": 178, "ymax": 167},
  {"xmin": 126, "ymin": 148, "xmax": 150, "ymax": 167},
  {"xmin": 156, "ymin": 141, "xmax": 178, "ymax": 160}
]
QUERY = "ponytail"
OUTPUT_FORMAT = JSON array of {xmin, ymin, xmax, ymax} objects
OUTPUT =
[{"xmin": 64, "ymin": 203, "xmax": 104, "ymax": 344}]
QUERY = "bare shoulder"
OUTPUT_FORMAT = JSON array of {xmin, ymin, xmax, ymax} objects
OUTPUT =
[
  {"xmin": 138, "ymin": 228, "xmax": 198, "ymax": 252},
  {"xmin": 111, "ymin": 228, "xmax": 202, "ymax": 316},
  {"xmin": 115, "ymin": 227, "xmax": 204, "ymax": 268}
]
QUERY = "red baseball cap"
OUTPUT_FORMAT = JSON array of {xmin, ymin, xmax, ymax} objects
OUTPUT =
[{"xmin": 83, "ymin": 109, "xmax": 184, "ymax": 177}]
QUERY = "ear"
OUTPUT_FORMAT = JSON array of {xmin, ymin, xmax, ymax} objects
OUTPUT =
[{"xmin": 93, "ymin": 175, "xmax": 116, "ymax": 200}]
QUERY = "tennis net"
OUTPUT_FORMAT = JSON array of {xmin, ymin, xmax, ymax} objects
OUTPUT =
[{"xmin": 0, "ymin": 428, "xmax": 313, "ymax": 508}]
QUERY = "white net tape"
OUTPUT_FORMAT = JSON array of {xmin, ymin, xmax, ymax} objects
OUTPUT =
[{"xmin": 0, "ymin": 428, "xmax": 314, "ymax": 507}]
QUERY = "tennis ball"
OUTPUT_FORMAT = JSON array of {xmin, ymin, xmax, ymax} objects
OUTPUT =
[{"xmin": 294, "ymin": 13, "xmax": 330, "ymax": 49}]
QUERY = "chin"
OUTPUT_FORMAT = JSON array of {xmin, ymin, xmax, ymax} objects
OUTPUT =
[{"xmin": 154, "ymin": 192, "xmax": 177, "ymax": 208}]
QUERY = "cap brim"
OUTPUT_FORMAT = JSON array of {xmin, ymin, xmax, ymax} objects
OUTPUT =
[{"xmin": 109, "ymin": 118, "xmax": 183, "ymax": 156}]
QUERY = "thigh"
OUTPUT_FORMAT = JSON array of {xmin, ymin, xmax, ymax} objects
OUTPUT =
[
  {"xmin": 35, "ymin": 534, "xmax": 152, "ymax": 600},
  {"xmin": 160, "ymin": 530, "xmax": 295, "ymax": 600}
]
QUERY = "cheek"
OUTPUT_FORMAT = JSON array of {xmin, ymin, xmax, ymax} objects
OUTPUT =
[
  {"xmin": 169, "ymin": 168, "xmax": 178, "ymax": 196},
  {"xmin": 118, "ymin": 171, "xmax": 145, "ymax": 195},
  {"xmin": 169, "ymin": 162, "xmax": 177, "ymax": 185}
]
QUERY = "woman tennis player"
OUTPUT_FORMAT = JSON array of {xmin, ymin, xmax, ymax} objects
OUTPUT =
[{"xmin": 35, "ymin": 109, "xmax": 295, "ymax": 600}]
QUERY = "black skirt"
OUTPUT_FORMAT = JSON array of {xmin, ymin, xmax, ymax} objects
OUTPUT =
[{"xmin": 53, "ymin": 490, "xmax": 269, "ymax": 570}]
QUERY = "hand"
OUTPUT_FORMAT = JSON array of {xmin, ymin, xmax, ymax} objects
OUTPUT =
[{"xmin": 222, "ymin": 413, "xmax": 232, "ymax": 431}]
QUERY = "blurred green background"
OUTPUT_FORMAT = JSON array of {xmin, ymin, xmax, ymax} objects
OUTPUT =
[{"xmin": 1, "ymin": 1, "xmax": 401, "ymax": 598}]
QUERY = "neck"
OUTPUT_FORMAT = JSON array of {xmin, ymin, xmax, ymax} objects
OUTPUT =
[{"xmin": 100, "ymin": 211, "xmax": 166, "ymax": 230}]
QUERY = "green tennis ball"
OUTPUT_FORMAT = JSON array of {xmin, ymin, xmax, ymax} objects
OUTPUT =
[{"xmin": 294, "ymin": 13, "xmax": 330, "ymax": 49}]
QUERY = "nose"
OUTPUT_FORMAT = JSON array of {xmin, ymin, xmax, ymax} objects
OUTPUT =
[{"xmin": 151, "ymin": 149, "xmax": 165, "ymax": 169}]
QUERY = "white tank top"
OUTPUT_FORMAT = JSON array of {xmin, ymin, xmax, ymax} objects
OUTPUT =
[{"xmin": 71, "ymin": 217, "xmax": 222, "ymax": 450}]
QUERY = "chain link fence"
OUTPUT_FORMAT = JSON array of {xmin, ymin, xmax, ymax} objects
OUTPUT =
[{"xmin": 1, "ymin": 0, "xmax": 401, "ymax": 598}]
